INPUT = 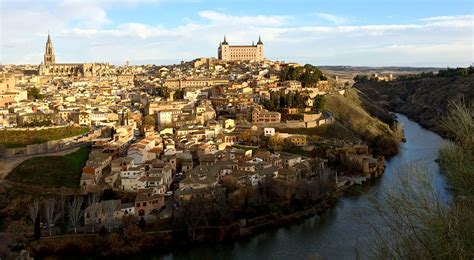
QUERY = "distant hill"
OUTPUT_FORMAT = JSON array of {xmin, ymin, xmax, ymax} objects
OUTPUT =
[
  {"xmin": 320, "ymin": 65, "xmax": 442, "ymax": 72},
  {"xmin": 354, "ymin": 74, "xmax": 474, "ymax": 136},
  {"xmin": 320, "ymin": 66, "xmax": 441, "ymax": 84}
]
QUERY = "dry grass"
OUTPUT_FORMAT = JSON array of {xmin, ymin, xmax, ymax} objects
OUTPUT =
[{"xmin": 325, "ymin": 89, "xmax": 394, "ymax": 138}]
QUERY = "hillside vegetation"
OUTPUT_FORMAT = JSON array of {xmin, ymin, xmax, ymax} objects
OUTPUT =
[
  {"xmin": 0, "ymin": 126, "xmax": 89, "ymax": 148},
  {"xmin": 371, "ymin": 102, "xmax": 474, "ymax": 258},
  {"xmin": 324, "ymin": 89, "xmax": 402, "ymax": 156},
  {"xmin": 355, "ymin": 73, "xmax": 474, "ymax": 136},
  {"xmin": 6, "ymin": 146, "xmax": 90, "ymax": 188},
  {"xmin": 277, "ymin": 121, "xmax": 360, "ymax": 143}
]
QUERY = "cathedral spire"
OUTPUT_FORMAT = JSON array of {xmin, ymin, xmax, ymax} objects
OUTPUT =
[
  {"xmin": 257, "ymin": 35, "xmax": 263, "ymax": 45},
  {"xmin": 44, "ymin": 32, "xmax": 55, "ymax": 65}
]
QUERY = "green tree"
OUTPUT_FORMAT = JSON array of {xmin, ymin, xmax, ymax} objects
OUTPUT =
[
  {"xmin": 313, "ymin": 95, "xmax": 326, "ymax": 113},
  {"xmin": 354, "ymin": 74, "xmax": 369, "ymax": 82},
  {"xmin": 142, "ymin": 115, "xmax": 155, "ymax": 127},
  {"xmin": 27, "ymin": 87, "xmax": 43, "ymax": 100},
  {"xmin": 174, "ymin": 88, "xmax": 185, "ymax": 100},
  {"xmin": 155, "ymin": 86, "xmax": 170, "ymax": 98},
  {"xmin": 280, "ymin": 64, "xmax": 324, "ymax": 87}
]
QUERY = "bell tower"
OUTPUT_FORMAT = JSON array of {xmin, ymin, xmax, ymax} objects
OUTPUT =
[{"xmin": 44, "ymin": 33, "xmax": 56, "ymax": 65}]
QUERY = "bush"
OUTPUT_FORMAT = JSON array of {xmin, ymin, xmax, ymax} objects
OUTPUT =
[{"xmin": 371, "ymin": 102, "xmax": 474, "ymax": 258}]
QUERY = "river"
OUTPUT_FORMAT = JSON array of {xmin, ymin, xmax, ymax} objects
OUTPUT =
[{"xmin": 160, "ymin": 114, "xmax": 449, "ymax": 260}]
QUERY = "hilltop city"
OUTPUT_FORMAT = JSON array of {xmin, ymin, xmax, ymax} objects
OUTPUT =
[
  {"xmin": 1, "ymin": 33, "xmax": 400, "ymax": 256},
  {"xmin": 2, "ymin": 0, "xmax": 473, "ymax": 256}
]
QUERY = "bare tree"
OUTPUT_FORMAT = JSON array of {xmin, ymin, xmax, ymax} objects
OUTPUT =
[
  {"xmin": 43, "ymin": 199, "xmax": 61, "ymax": 236},
  {"xmin": 87, "ymin": 192, "xmax": 101, "ymax": 232},
  {"xmin": 59, "ymin": 194, "xmax": 67, "ymax": 225},
  {"xmin": 295, "ymin": 180, "xmax": 317, "ymax": 203},
  {"xmin": 316, "ymin": 168, "xmax": 336, "ymax": 198},
  {"xmin": 181, "ymin": 196, "xmax": 210, "ymax": 241},
  {"xmin": 68, "ymin": 196, "xmax": 84, "ymax": 234},
  {"xmin": 29, "ymin": 199, "xmax": 41, "ymax": 239},
  {"xmin": 103, "ymin": 200, "xmax": 120, "ymax": 232},
  {"xmin": 88, "ymin": 192, "xmax": 101, "ymax": 206},
  {"xmin": 29, "ymin": 199, "xmax": 40, "ymax": 225}
]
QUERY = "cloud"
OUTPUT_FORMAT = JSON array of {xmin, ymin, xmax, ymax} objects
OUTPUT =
[
  {"xmin": 1, "ymin": 3, "xmax": 472, "ymax": 67},
  {"xmin": 59, "ymin": 1, "xmax": 111, "ymax": 28},
  {"xmin": 198, "ymin": 11, "xmax": 289, "ymax": 26},
  {"xmin": 313, "ymin": 12, "xmax": 348, "ymax": 24},
  {"xmin": 419, "ymin": 14, "xmax": 474, "ymax": 28}
]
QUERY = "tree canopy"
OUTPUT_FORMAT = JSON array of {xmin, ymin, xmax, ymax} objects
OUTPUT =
[
  {"xmin": 27, "ymin": 87, "xmax": 43, "ymax": 100},
  {"xmin": 174, "ymin": 88, "xmax": 185, "ymax": 100},
  {"xmin": 263, "ymin": 90, "xmax": 307, "ymax": 111},
  {"xmin": 313, "ymin": 95, "xmax": 326, "ymax": 113},
  {"xmin": 154, "ymin": 87, "xmax": 170, "ymax": 99},
  {"xmin": 142, "ymin": 115, "xmax": 155, "ymax": 126},
  {"xmin": 353, "ymin": 74, "xmax": 369, "ymax": 82},
  {"xmin": 280, "ymin": 64, "xmax": 325, "ymax": 87}
]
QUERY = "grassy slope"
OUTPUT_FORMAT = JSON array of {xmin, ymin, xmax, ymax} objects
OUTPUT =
[
  {"xmin": 277, "ymin": 122, "xmax": 360, "ymax": 142},
  {"xmin": 0, "ymin": 126, "xmax": 89, "ymax": 148},
  {"xmin": 6, "ymin": 146, "xmax": 90, "ymax": 188},
  {"xmin": 325, "ymin": 89, "xmax": 395, "ymax": 138},
  {"xmin": 324, "ymin": 89, "xmax": 400, "ymax": 156},
  {"xmin": 276, "ymin": 89, "xmax": 400, "ymax": 156}
]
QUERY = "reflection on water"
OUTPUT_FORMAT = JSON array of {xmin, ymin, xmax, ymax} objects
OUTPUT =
[{"xmin": 161, "ymin": 114, "xmax": 449, "ymax": 260}]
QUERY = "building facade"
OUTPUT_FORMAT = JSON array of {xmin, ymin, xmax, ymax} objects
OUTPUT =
[
  {"xmin": 218, "ymin": 36, "xmax": 264, "ymax": 61},
  {"xmin": 38, "ymin": 34, "xmax": 111, "ymax": 77},
  {"xmin": 164, "ymin": 78, "xmax": 229, "ymax": 89},
  {"xmin": 252, "ymin": 105, "xmax": 281, "ymax": 123}
]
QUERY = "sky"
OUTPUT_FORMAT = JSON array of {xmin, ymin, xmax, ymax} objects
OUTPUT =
[{"xmin": 0, "ymin": 0, "xmax": 473, "ymax": 67}]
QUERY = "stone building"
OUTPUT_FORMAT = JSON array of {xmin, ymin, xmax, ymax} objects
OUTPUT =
[
  {"xmin": 38, "ymin": 33, "xmax": 111, "ymax": 77},
  {"xmin": 251, "ymin": 105, "xmax": 281, "ymax": 123},
  {"xmin": 218, "ymin": 36, "xmax": 264, "ymax": 61},
  {"xmin": 0, "ymin": 73, "xmax": 16, "ymax": 93},
  {"xmin": 164, "ymin": 78, "xmax": 229, "ymax": 89}
]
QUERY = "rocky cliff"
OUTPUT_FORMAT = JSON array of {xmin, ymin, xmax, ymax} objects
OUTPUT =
[{"xmin": 354, "ymin": 74, "xmax": 474, "ymax": 135}]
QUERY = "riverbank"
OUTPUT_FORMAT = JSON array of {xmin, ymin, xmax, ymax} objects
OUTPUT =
[
  {"xmin": 26, "ymin": 153, "xmax": 387, "ymax": 258},
  {"xmin": 158, "ymin": 114, "xmax": 448, "ymax": 259},
  {"xmin": 28, "ymin": 196, "xmax": 337, "ymax": 258}
]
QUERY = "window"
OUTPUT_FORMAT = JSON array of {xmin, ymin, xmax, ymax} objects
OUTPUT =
[
  {"xmin": 143, "ymin": 202, "xmax": 147, "ymax": 206},
  {"xmin": 136, "ymin": 203, "xmax": 140, "ymax": 207}
]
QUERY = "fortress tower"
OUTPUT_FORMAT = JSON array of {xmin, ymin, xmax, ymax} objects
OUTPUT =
[{"xmin": 218, "ymin": 36, "xmax": 264, "ymax": 61}]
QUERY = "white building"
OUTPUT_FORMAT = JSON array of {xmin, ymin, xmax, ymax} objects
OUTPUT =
[{"xmin": 264, "ymin": 127, "xmax": 275, "ymax": 136}]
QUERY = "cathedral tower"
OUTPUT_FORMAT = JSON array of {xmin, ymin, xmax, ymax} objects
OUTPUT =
[{"xmin": 43, "ymin": 33, "xmax": 55, "ymax": 65}]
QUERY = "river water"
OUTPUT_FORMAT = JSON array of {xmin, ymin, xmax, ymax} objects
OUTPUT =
[{"xmin": 160, "ymin": 114, "xmax": 449, "ymax": 260}]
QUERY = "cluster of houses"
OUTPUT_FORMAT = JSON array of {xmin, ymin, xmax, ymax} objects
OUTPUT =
[{"xmin": 2, "ymin": 57, "xmax": 386, "ymax": 229}]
